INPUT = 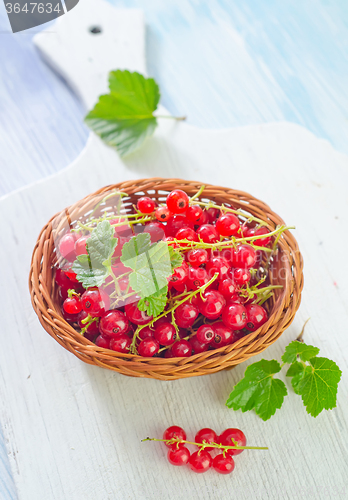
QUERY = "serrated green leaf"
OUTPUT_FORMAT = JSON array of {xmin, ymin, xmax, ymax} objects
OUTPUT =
[
  {"xmin": 87, "ymin": 220, "xmax": 118, "ymax": 268},
  {"xmin": 85, "ymin": 70, "xmax": 160, "ymax": 157},
  {"xmin": 287, "ymin": 356, "xmax": 342, "ymax": 417},
  {"xmin": 138, "ymin": 286, "xmax": 168, "ymax": 317},
  {"xmin": 72, "ymin": 254, "xmax": 108, "ymax": 288},
  {"xmin": 168, "ymin": 245, "xmax": 183, "ymax": 270},
  {"xmin": 226, "ymin": 359, "xmax": 287, "ymax": 421},
  {"xmin": 286, "ymin": 361, "xmax": 304, "ymax": 378},
  {"xmin": 120, "ymin": 233, "xmax": 151, "ymax": 270},
  {"xmin": 282, "ymin": 341, "xmax": 320, "ymax": 364}
]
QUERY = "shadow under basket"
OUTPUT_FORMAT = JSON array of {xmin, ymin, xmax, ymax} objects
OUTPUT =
[{"xmin": 29, "ymin": 178, "xmax": 304, "ymax": 380}]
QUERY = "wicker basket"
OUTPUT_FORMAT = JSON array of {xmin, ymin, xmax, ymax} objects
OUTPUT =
[{"xmin": 29, "ymin": 178, "xmax": 303, "ymax": 380}]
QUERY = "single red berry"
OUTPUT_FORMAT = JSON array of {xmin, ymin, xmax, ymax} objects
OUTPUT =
[
  {"xmin": 218, "ymin": 278, "xmax": 238, "ymax": 300},
  {"xmin": 189, "ymin": 335, "xmax": 209, "ymax": 354},
  {"xmin": 62, "ymin": 265, "xmax": 78, "ymax": 283},
  {"xmin": 81, "ymin": 288, "xmax": 110, "ymax": 317},
  {"xmin": 63, "ymin": 296, "xmax": 82, "ymax": 315},
  {"xmin": 240, "ymin": 223, "xmax": 254, "ymax": 238},
  {"xmin": 77, "ymin": 310, "xmax": 100, "ymax": 334},
  {"xmin": 109, "ymin": 335, "xmax": 131, "ymax": 353},
  {"xmin": 196, "ymin": 324, "xmax": 215, "ymax": 344},
  {"xmin": 163, "ymin": 426, "xmax": 186, "ymax": 446},
  {"xmin": 125, "ymin": 302, "xmax": 153, "ymax": 325},
  {"xmin": 232, "ymin": 244, "xmax": 257, "ymax": 268},
  {"xmin": 110, "ymin": 217, "xmax": 132, "ymax": 236},
  {"xmin": 186, "ymin": 248, "xmax": 209, "ymax": 267},
  {"xmin": 99, "ymin": 310, "xmax": 129, "ymax": 337},
  {"xmin": 143, "ymin": 222, "xmax": 165, "ymax": 242},
  {"xmin": 254, "ymin": 226, "xmax": 272, "ymax": 246},
  {"xmin": 155, "ymin": 206, "xmax": 172, "ymax": 222},
  {"xmin": 198, "ymin": 290, "xmax": 226, "ymax": 320},
  {"xmin": 175, "ymin": 227, "xmax": 198, "ymax": 243},
  {"xmin": 206, "ymin": 207, "xmax": 220, "ymax": 223},
  {"xmin": 95, "ymin": 335, "xmax": 110, "ymax": 348},
  {"xmin": 167, "ymin": 445, "xmax": 191, "ymax": 466},
  {"xmin": 74, "ymin": 235, "xmax": 89, "ymax": 256},
  {"xmin": 171, "ymin": 340, "xmax": 192, "ymax": 357},
  {"xmin": 55, "ymin": 267, "xmax": 75, "ymax": 289},
  {"xmin": 186, "ymin": 205, "xmax": 203, "ymax": 223},
  {"xmin": 137, "ymin": 196, "xmax": 156, "ymax": 214},
  {"xmin": 165, "ymin": 215, "xmax": 194, "ymax": 237},
  {"xmin": 219, "ymin": 428, "xmax": 246, "ymax": 456},
  {"xmin": 61, "ymin": 307, "xmax": 79, "ymax": 324},
  {"xmin": 222, "ymin": 303, "xmax": 247, "ymax": 330},
  {"xmin": 170, "ymin": 261, "xmax": 189, "ymax": 289},
  {"xmin": 166, "ymin": 189, "xmax": 189, "ymax": 214},
  {"xmin": 216, "ymin": 213, "xmax": 240, "ymax": 237},
  {"xmin": 174, "ymin": 303, "xmax": 199, "ymax": 328},
  {"xmin": 154, "ymin": 322, "xmax": 176, "ymax": 346},
  {"xmin": 138, "ymin": 338, "xmax": 160, "ymax": 357},
  {"xmin": 211, "ymin": 322, "xmax": 234, "ymax": 347},
  {"xmin": 213, "ymin": 454, "xmax": 235, "ymax": 474},
  {"xmin": 59, "ymin": 232, "xmax": 77, "ymax": 260},
  {"xmin": 188, "ymin": 450, "xmax": 212, "ymax": 473},
  {"xmin": 164, "ymin": 349, "xmax": 174, "ymax": 358},
  {"xmin": 245, "ymin": 304, "xmax": 268, "ymax": 331},
  {"xmin": 112, "ymin": 235, "xmax": 132, "ymax": 258},
  {"xmin": 187, "ymin": 266, "xmax": 209, "ymax": 290},
  {"xmin": 196, "ymin": 224, "xmax": 220, "ymax": 244},
  {"xmin": 206, "ymin": 256, "xmax": 231, "ymax": 280},
  {"xmin": 232, "ymin": 268, "xmax": 251, "ymax": 286},
  {"xmin": 195, "ymin": 209, "xmax": 209, "ymax": 226},
  {"xmin": 195, "ymin": 428, "xmax": 218, "ymax": 451},
  {"xmin": 138, "ymin": 326, "xmax": 155, "ymax": 340}
]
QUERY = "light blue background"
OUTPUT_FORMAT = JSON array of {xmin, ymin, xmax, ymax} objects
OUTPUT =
[{"xmin": 0, "ymin": 1, "xmax": 347, "ymax": 497}]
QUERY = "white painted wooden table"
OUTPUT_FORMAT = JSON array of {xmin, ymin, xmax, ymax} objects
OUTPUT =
[{"xmin": 0, "ymin": 1, "xmax": 347, "ymax": 499}]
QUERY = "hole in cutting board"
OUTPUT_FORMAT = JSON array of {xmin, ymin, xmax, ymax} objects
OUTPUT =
[{"xmin": 89, "ymin": 26, "xmax": 102, "ymax": 34}]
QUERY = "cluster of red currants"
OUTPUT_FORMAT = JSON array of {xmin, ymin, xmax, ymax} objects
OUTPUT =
[
  {"xmin": 55, "ymin": 187, "xmax": 272, "ymax": 357},
  {"xmin": 160, "ymin": 425, "xmax": 246, "ymax": 474}
]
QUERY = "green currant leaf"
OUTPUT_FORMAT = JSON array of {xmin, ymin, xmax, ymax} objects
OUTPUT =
[
  {"xmin": 226, "ymin": 360, "xmax": 287, "ymax": 421},
  {"xmin": 138, "ymin": 286, "xmax": 168, "ymax": 317},
  {"xmin": 282, "ymin": 341, "xmax": 320, "ymax": 364},
  {"xmin": 168, "ymin": 245, "xmax": 183, "ymax": 270},
  {"xmin": 120, "ymin": 233, "xmax": 151, "ymax": 269},
  {"xmin": 86, "ymin": 220, "xmax": 118, "ymax": 268},
  {"xmin": 72, "ymin": 255, "xmax": 108, "ymax": 288},
  {"xmin": 85, "ymin": 70, "xmax": 160, "ymax": 157},
  {"xmin": 286, "ymin": 356, "xmax": 342, "ymax": 417}
]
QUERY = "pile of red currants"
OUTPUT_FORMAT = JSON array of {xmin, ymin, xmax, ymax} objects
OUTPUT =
[{"xmin": 55, "ymin": 187, "xmax": 279, "ymax": 358}]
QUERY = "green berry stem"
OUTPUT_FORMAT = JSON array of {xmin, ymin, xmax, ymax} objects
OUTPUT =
[
  {"xmin": 80, "ymin": 316, "xmax": 99, "ymax": 335},
  {"xmin": 141, "ymin": 437, "xmax": 268, "ymax": 451},
  {"xmin": 189, "ymin": 185, "xmax": 206, "ymax": 202}
]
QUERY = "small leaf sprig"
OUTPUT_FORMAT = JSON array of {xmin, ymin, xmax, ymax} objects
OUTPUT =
[{"xmin": 226, "ymin": 321, "xmax": 342, "ymax": 420}]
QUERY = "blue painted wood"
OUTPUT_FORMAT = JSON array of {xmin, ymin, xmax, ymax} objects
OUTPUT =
[{"xmin": 0, "ymin": 0, "xmax": 347, "ymax": 496}]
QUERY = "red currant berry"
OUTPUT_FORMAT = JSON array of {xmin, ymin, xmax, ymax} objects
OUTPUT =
[
  {"xmin": 170, "ymin": 261, "xmax": 189, "ymax": 289},
  {"xmin": 196, "ymin": 324, "xmax": 215, "ymax": 344},
  {"xmin": 219, "ymin": 428, "xmax": 246, "ymax": 456},
  {"xmin": 63, "ymin": 296, "xmax": 82, "ymax": 315},
  {"xmin": 232, "ymin": 268, "xmax": 251, "ymax": 286},
  {"xmin": 74, "ymin": 235, "xmax": 89, "ymax": 256},
  {"xmin": 206, "ymin": 207, "xmax": 220, "ymax": 223},
  {"xmin": 99, "ymin": 310, "xmax": 129, "ymax": 337},
  {"xmin": 166, "ymin": 189, "xmax": 189, "ymax": 214},
  {"xmin": 55, "ymin": 267, "xmax": 74, "ymax": 289},
  {"xmin": 163, "ymin": 426, "xmax": 186, "ymax": 446},
  {"xmin": 254, "ymin": 226, "xmax": 272, "ymax": 246},
  {"xmin": 213, "ymin": 454, "xmax": 235, "ymax": 474},
  {"xmin": 58, "ymin": 232, "xmax": 76, "ymax": 260},
  {"xmin": 245, "ymin": 304, "xmax": 268, "ymax": 331},
  {"xmin": 125, "ymin": 302, "xmax": 153, "ymax": 325},
  {"xmin": 154, "ymin": 322, "xmax": 176, "ymax": 346},
  {"xmin": 216, "ymin": 213, "xmax": 240, "ymax": 236},
  {"xmin": 195, "ymin": 209, "xmax": 209, "ymax": 226},
  {"xmin": 195, "ymin": 428, "xmax": 218, "ymax": 451},
  {"xmin": 222, "ymin": 303, "xmax": 247, "ymax": 330},
  {"xmin": 186, "ymin": 205, "xmax": 203, "ymax": 223},
  {"xmin": 143, "ymin": 222, "xmax": 165, "ymax": 242},
  {"xmin": 189, "ymin": 335, "xmax": 209, "ymax": 354},
  {"xmin": 137, "ymin": 338, "xmax": 160, "ymax": 357},
  {"xmin": 186, "ymin": 248, "xmax": 209, "ymax": 267},
  {"xmin": 164, "ymin": 348, "xmax": 174, "ymax": 358},
  {"xmin": 211, "ymin": 322, "xmax": 234, "ymax": 347},
  {"xmin": 81, "ymin": 288, "xmax": 110, "ymax": 317},
  {"xmin": 196, "ymin": 224, "xmax": 220, "ymax": 244},
  {"xmin": 206, "ymin": 256, "xmax": 231, "ymax": 280},
  {"xmin": 77, "ymin": 310, "xmax": 100, "ymax": 335},
  {"xmin": 95, "ymin": 335, "xmax": 110, "ymax": 348},
  {"xmin": 187, "ymin": 267, "xmax": 209, "ymax": 290},
  {"xmin": 175, "ymin": 227, "xmax": 198, "ymax": 243},
  {"xmin": 155, "ymin": 206, "xmax": 172, "ymax": 222},
  {"xmin": 112, "ymin": 235, "xmax": 132, "ymax": 258},
  {"xmin": 109, "ymin": 335, "xmax": 131, "ymax": 353},
  {"xmin": 62, "ymin": 265, "xmax": 78, "ymax": 283},
  {"xmin": 232, "ymin": 244, "xmax": 257, "ymax": 268},
  {"xmin": 165, "ymin": 215, "xmax": 193, "ymax": 237},
  {"xmin": 137, "ymin": 196, "xmax": 156, "ymax": 214},
  {"xmin": 174, "ymin": 303, "xmax": 199, "ymax": 328},
  {"xmin": 167, "ymin": 445, "xmax": 191, "ymax": 466},
  {"xmin": 188, "ymin": 450, "xmax": 212, "ymax": 473},
  {"xmin": 164, "ymin": 236, "xmax": 178, "ymax": 248},
  {"xmin": 171, "ymin": 340, "xmax": 192, "ymax": 357},
  {"xmin": 198, "ymin": 290, "xmax": 226, "ymax": 320},
  {"xmin": 240, "ymin": 223, "xmax": 254, "ymax": 238},
  {"xmin": 218, "ymin": 278, "xmax": 238, "ymax": 300},
  {"xmin": 61, "ymin": 308, "xmax": 79, "ymax": 324},
  {"xmin": 138, "ymin": 326, "xmax": 155, "ymax": 340}
]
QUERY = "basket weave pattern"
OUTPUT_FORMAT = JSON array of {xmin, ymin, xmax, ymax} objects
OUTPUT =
[{"xmin": 29, "ymin": 178, "xmax": 304, "ymax": 380}]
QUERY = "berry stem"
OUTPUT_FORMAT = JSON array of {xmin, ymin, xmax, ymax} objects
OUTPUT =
[
  {"xmin": 141, "ymin": 437, "xmax": 268, "ymax": 451},
  {"xmin": 190, "ymin": 185, "xmax": 206, "ymax": 202},
  {"xmin": 296, "ymin": 318, "xmax": 310, "ymax": 342}
]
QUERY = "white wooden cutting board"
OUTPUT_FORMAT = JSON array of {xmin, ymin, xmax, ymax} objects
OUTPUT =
[{"xmin": 0, "ymin": 0, "xmax": 347, "ymax": 498}]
